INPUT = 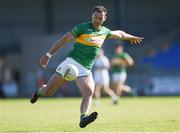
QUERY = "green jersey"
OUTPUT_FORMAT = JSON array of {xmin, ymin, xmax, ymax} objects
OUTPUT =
[
  {"xmin": 111, "ymin": 52, "xmax": 130, "ymax": 73},
  {"xmin": 68, "ymin": 21, "xmax": 112, "ymax": 70}
]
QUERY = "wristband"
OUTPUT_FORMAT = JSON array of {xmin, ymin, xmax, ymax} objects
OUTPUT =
[{"xmin": 46, "ymin": 52, "xmax": 52, "ymax": 58}]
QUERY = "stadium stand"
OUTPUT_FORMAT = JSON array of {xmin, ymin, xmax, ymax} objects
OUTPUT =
[{"xmin": 143, "ymin": 40, "xmax": 180, "ymax": 69}]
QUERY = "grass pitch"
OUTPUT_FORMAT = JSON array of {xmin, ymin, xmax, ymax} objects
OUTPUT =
[{"xmin": 0, "ymin": 97, "xmax": 179, "ymax": 132}]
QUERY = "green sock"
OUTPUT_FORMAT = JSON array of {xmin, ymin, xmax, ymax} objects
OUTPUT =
[{"xmin": 80, "ymin": 113, "xmax": 88, "ymax": 120}]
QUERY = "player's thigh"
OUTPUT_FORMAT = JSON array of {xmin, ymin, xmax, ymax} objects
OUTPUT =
[
  {"xmin": 46, "ymin": 73, "xmax": 66, "ymax": 91},
  {"xmin": 76, "ymin": 75, "xmax": 95, "ymax": 97}
]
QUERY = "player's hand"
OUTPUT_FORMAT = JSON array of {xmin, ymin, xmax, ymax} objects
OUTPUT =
[
  {"xmin": 129, "ymin": 36, "xmax": 144, "ymax": 44},
  {"xmin": 39, "ymin": 55, "xmax": 50, "ymax": 69},
  {"xmin": 119, "ymin": 59, "xmax": 128, "ymax": 66}
]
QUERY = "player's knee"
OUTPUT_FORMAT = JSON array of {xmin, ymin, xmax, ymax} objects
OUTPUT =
[
  {"xmin": 83, "ymin": 87, "xmax": 94, "ymax": 98},
  {"xmin": 87, "ymin": 89, "xmax": 94, "ymax": 97}
]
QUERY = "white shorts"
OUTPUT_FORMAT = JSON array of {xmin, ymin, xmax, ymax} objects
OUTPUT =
[
  {"xmin": 56, "ymin": 57, "xmax": 92, "ymax": 77},
  {"xmin": 93, "ymin": 69, "xmax": 110, "ymax": 86},
  {"xmin": 112, "ymin": 72, "xmax": 127, "ymax": 84}
]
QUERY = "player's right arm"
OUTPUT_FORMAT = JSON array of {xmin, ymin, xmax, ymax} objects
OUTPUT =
[
  {"xmin": 39, "ymin": 32, "xmax": 74, "ymax": 69},
  {"xmin": 108, "ymin": 30, "xmax": 143, "ymax": 44}
]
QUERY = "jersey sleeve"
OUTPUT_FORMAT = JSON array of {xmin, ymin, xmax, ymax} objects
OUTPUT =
[
  {"xmin": 71, "ymin": 23, "xmax": 85, "ymax": 37},
  {"xmin": 106, "ymin": 28, "xmax": 112, "ymax": 39}
]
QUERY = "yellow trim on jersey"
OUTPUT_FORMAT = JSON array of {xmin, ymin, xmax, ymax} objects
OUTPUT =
[{"xmin": 76, "ymin": 34, "xmax": 106, "ymax": 47}]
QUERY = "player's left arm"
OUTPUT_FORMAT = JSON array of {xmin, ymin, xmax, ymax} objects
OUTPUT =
[{"xmin": 108, "ymin": 30, "xmax": 144, "ymax": 44}]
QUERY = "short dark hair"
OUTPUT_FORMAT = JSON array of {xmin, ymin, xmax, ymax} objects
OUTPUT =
[
  {"xmin": 115, "ymin": 44, "xmax": 124, "ymax": 49},
  {"xmin": 93, "ymin": 6, "xmax": 107, "ymax": 15}
]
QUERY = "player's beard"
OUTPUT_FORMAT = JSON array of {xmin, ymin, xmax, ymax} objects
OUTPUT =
[{"xmin": 93, "ymin": 21, "xmax": 102, "ymax": 28}]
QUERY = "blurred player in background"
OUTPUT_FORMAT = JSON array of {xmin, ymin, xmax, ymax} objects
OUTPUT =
[
  {"xmin": 30, "ymin": 6, "xmax": 143, "ymax": 128},
  {"xmin": 93, "ymin": 49, "xmax": 118, "ymax": 106},
  {"xmin": 111, "ymin": 45, "xmax": 134, "ymax": 96}
]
